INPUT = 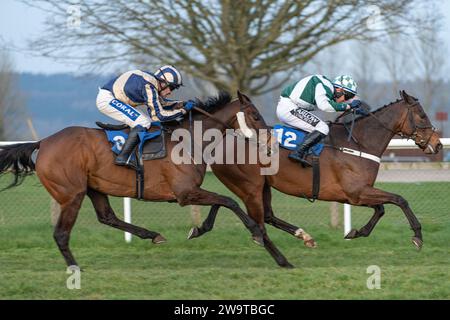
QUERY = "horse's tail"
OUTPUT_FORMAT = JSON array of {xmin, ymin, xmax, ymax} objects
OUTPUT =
[{"xmin": 0, "ymin": 142, "xmax": 40, "ymax": 190}]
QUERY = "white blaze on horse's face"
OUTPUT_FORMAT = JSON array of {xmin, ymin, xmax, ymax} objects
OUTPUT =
[
  {"xmin": 236, "ymin": 111, "xmax": 254, "ymax": 138},
  {"xmin": 425, "ymin": 143, "xmax": 435, "ymax": 154}
]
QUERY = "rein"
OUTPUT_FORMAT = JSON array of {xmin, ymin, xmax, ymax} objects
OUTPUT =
[
  {"xmin": 334, "ymin": 99, "xmax": 434, "ymax": 152},
  {"xmin": 192, "ymin": 106, "xmax": 233, "ymax": 129},
  {"xmin": 192, "ymin": 101, "xmax": 255, "ymax": 138},
  {"xmin": 366, "ymin": 101, "xmax": 434, "ymax": 147}
]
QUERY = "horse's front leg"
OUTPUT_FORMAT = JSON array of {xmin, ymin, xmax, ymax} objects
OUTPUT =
[
  {"xmin": 175, "ymin": 187, "xmax": 264, "ymax": 246},
  {"xmin": 345, "ymin": 204, "xmax": 385, "ymax": 240},
  {"xmin": 180, "ymin": 187, "xmax": 294, "ymax": 268},
  {"xmin": 349, "ymin": 187, "xmax": 423, "ymax": 249}
]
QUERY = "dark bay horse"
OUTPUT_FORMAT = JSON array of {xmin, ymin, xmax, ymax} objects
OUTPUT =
[
  {"xmin": 0, "ymin": 91, "xmax": 265, "ymax": 267},
  {"xmin": 190, "ymin": 90, "xmax": 442, "ymax": 267}
]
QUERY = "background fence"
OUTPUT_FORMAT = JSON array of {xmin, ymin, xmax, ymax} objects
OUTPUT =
[{"xmin": 0, "ymin": 141, "xmax": 449, "ymax": 240}]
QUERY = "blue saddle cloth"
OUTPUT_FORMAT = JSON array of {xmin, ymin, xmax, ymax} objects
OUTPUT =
[
  {"xmin": 105, "ymin": 123, "xmax": 162, "ymax": 157},
  {"xmin": 273, "ymin": 124, "xmax": 324, "ymax": 156}
]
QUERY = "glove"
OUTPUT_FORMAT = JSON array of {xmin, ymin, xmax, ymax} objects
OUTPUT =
[
  {"xmin": 183, "ymin": 100, "xmax": 196, "ymax": 112},
  {"xmin": 355, "ymin": 107, "xmax": 369, "ymax": 116},
  {"xmin": 349, "ymin": 100, "xmax": 362, "ymax": 109}
]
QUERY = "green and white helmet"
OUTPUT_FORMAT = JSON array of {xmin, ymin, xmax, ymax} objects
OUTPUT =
[{"xmin": 332, "ymin": 75, "xmax": 358, "ymax": 95}]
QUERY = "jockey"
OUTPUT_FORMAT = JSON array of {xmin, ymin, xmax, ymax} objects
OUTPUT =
[
  {"xmin": 276, "ymin": 74, "xmax": 361, "ymax": 166},
  {"xmin": 96, "ymin": 65, "xmax": 195, "ymax": 166}
]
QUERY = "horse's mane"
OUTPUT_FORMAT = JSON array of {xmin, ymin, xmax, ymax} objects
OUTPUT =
[
  {"xmin": 355, "ymin": 94, "xmax": 417, "ymax": 117},
  {"xmin": 332, "ymin": 95, "xmax": 415, "ymax": 126},
  {"xmin": 194, "ymin": 91, "xmax": 232, "ymax": 113},
  {"xmin": 375, "ymin": 98, "xmax": 405, "ymax": 112}
]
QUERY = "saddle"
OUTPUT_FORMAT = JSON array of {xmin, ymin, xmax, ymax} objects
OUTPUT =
[{"xmin": 97, "ymin": 121, "xmax": 167, "ymax": 168}]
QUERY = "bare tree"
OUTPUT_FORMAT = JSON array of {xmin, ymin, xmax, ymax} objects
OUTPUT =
[
  {"xmin": 351, "ymin": 40, "xmax": 385, "ymax": 104},
  {"xmin": 0, "ymin": 51, "xmax": 29, "ymax": 140},
  {"xmin": 411, "ymin": 3, "xmax": 446, "ymax": 112},
  {"xmin": 352, "ymin": 41, "xmax": 372, "ymax": 94},
  {"xmin": 377, "ymin": 33, "xmax": 414, "ymax": 98},
  {"xmin": 22, "ymin": 0, "xmax": 423, "ymax": 96}
]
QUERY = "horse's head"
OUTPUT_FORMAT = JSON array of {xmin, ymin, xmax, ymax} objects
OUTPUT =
[
  {"xmin": 235, "ymin": 90, "xmax": 268, "ymax": 138},
  {"xmin": 397, "ymin": 90, "xmax": 442, "ymax": 154},
  {"xmin": 193, "ymin": 91, "xmax": 267, "ymax": 139}
]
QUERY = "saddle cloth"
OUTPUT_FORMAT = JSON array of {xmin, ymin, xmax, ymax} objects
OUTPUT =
[
  {"xmin": 104, "ymin": 124, "xmax": 166, "ymax": 163},
  {"xmin": 272, "ymin": 124, "xmax": 324, "ymax": 156}
]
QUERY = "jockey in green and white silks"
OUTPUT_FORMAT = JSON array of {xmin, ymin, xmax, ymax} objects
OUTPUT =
[
  {"xmin": 96, "ymin": 65, "xmax": 196, "ymax": 167},
  {"xmin": 276, "ymin": 74, "xmax": 361, "ymax": 166}
]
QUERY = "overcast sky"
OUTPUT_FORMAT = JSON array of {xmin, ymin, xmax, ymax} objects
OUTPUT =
[{"xmin": 1, "ymin": 0, "xmax": 450, "ymax": 76}]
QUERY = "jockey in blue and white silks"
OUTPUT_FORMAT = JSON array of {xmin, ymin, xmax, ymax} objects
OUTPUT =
[
  {"xmin": 276, "ymin": 74, "xmax": 362, "ymax": 166},
  {"xmin": 96, "ymin": 65, "xmax": 195, "ymax": 166}
]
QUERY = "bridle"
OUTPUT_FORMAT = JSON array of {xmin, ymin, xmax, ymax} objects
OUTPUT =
[
  {"xmin": 396, "ymin": 101, "xmax": 435, "ymax": 148},
  {"xmin": 367, "ymin": 100, "xmax": 435, "ymax": 148}
]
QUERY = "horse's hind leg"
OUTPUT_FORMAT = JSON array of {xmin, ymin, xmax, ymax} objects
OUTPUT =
[
  {"xmin": 53, "ymin": 191, "xmax": 85, "ymax": 267},
  {"xmin": 345, "ymin": 204, "xmax": 385, "ymax": 239},
  {"xmin": 176, "ymin": 187, "xmax": 265, "ymax": 245},
  {"xmin": 87, "ymin": 188, "xmax": 165, "ymax": 243},
  {"xmin": 180, "ymin": 187, "xmax": 293, "ymax": 268},
  {"xmin": 262, "ymin": 183, "xmax": 317, "ymax": 248},
  {"xmin": 187, "ymin": 185, "xmax": 317, "ymax": 246},
  {"xmin": 244, "ymin": 194, "xmax": 294, "ymax": 268}
]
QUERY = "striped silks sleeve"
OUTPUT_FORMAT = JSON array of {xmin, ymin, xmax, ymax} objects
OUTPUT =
[
  {"xmin": 145, "ymin": 84, "xmax": 185, "ymax": 122},
  {"xmin": 161, "ymin": 97, "xmax": 183, "ymax": 110}
]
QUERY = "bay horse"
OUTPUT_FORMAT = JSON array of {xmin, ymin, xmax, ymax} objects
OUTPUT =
[
  {"xmin": 0, "ymin": 91, "xmax": 265, "ymax": 268},
  {"xmin": 190, "ymin": 90, "xmax": 442, "ymax": 267}
]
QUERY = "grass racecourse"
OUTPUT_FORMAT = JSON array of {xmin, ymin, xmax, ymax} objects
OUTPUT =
[{"xmin": 0, "ymin": 173, "xmax": 449, "ymax": 300}]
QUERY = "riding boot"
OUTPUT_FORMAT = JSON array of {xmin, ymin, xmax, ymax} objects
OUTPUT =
[
  {"xmin": 288, "ymin": 130, "xmax": 326, "ymax": 167},
  {"xmin": 115, "ymin": 125, "xmax": 146, "ymax": 166}
]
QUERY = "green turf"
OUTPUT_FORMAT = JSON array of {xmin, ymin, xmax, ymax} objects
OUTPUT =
[{"xmin": 0, "ymin": 173, "xmax": 449, "ymax": 299}]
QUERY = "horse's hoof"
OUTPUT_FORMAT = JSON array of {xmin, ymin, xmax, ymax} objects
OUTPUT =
[
  {"xmin": 187, "ymin": 227, "xmax": 199, "ymax": 240},
  {"xmin": 298, "ymin": 230, "xmax": 317, "ymax": 248},
  {"xmin": 344, "ymin": 229, "xmax": 359, "ymax": 239},
  {"xmin": 412, "ymin": 237, "xmax": 423, "ymax": 250},
  {"xmin": 280, "ymin": 261, "xmax": 295, "ymax": 269},
  {"xmin": 152, "ymin": 234, "xmax": 167, "ymax": 244},
  {"xmin": 304, "ymin": 239, "xmax": 318, "ymax": 248},
  {"xmin": 252, "ymin": 236, "xmax": 264, "ymax": 246},
  {"xmin": 67, "ymin": 265, "xmax": 82, "ymax": 272}
]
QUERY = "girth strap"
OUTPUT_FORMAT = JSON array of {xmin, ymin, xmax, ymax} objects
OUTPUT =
[
  {"xmin": 311, "ymin": 156, "xmax": 320, "ymax": 201},
  {"xmin": 300, "ymin": 155, "xmax": 320, "ymax": 202},
  {"xmin": 134, "ymin": 148, "xmax": 145, "ymax": 200}
]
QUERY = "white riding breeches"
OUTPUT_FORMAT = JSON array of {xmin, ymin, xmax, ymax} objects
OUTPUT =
[
  {"xmin": 276, "ymin": 97, "xmax": 329, "ymax": 135},
  {"xmin": 96, "ymin": 88, "xmax": 152, "ymax": 129}
]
